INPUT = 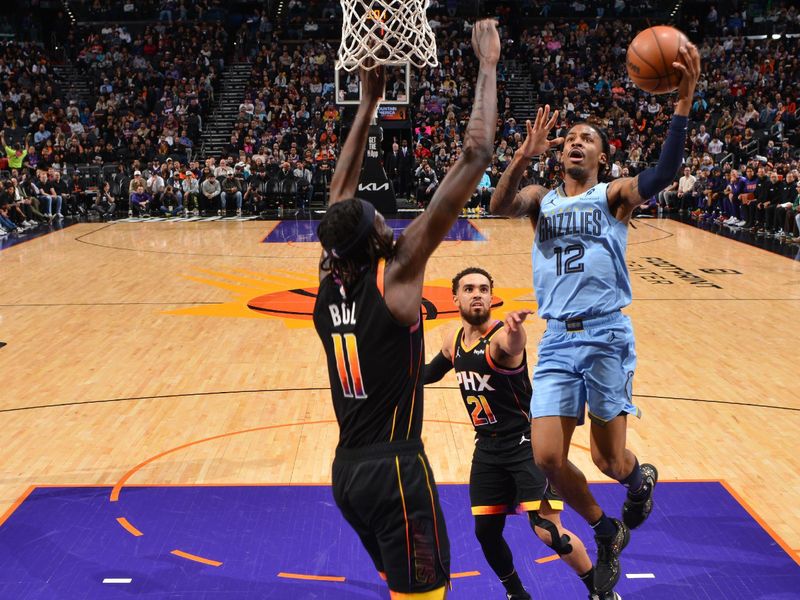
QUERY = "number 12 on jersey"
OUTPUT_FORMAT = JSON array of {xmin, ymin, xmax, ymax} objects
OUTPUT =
[
  {"xmin": 332, "ymin": 333, "xmax": 367, "ymax": 399},
  {"xmin": 553, "ymin": 243, "xmax": 585, "ymax": 276}
]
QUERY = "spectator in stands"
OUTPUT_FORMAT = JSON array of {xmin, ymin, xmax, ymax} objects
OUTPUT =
[
  {"xmin": 2, "ymin": 132, "xmax": 30, "ymax": 170},
  {"xmin": 414, "ymin": 160, "xmax": 438, "ymax": 207},
  {"xmin": 220, "ymin": 169, "xmax": 243, "ymax": 216},
  {"xmin": 91, "ymin": 181, "xmax": 116, "ymax": 219},
  {"xmin": 201, "ymin": 173, "xmax": 221, "ymax": 216},
  {"xmin": 146, "ymin": 169, "xmax": 166, "ymax": 207},
  {"xmin": 676, "ymin": 166, "xmax": 698, "ymax": 213},
  {"xmin": 293, "ymin": 160, "xmax": 312, "ymax": 214},
  {"xmin": 159, "ymin": 184, "xmax": 183, "ymax": 216},
  {"xmin": 772, "ymin": 173, "xmax": 798, "ymax": 236},
  {"xmin": 129, "ymin": 171, "xmax": 146, "ymax": 197},
  {"xmin": 181, "ymin": 170, "xmax": 200, "ymax": 215},
  {"xmin": 130, "ymin": 184, "xmax": 151, "ymax": 217}
]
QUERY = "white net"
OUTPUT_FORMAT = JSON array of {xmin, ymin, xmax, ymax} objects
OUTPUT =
[{"xmin": 337, "ymin": 0, "xmax": 438, "ymax": 72}]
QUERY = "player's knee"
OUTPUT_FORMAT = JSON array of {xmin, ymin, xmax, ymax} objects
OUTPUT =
[
  {"xmin": 534, "ymin": 451, "xmax": 564, "ymax": 475},
  {"xmin": 473, "ymin": 515, "xmax": 503, "ymax": 546},
  {"xmin": 591, "ymin": 453, "xmax": 627, "ymax": 480},
  {"xmin": 528, "ymin": 512, "xmax": 573, "ymax": 555}
]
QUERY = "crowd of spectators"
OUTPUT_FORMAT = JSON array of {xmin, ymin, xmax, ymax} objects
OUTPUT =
[
  {"xmin": 682, "ymin": 2, "xmax": 800, "ymax": 38},
  {"xmin": 1, "ymin": 1, "xmax": 799, "ymax": 243},
  {"xmin": 67, "ymin": 0, "xmax": 227, "ymax": 23}
]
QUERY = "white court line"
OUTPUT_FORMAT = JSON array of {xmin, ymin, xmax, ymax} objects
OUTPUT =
[
  {"xmin": 102, "ymin": 578, "xmax": 132, "ymax": 584},
  {"xmin": 626, "ymin": 573, "xmax": 656, "ymax": 579}
]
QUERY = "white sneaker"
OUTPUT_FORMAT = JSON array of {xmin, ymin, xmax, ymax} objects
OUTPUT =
[
  {"xmin": 56, "ymin": 212, "xmax": 64, "ymax": 219},
  {"xmin": 0, "ymin": 228, "xmax": 8, "ymax": 237},
  {"xmin": 723, "ymin": 216, "xmax": 737, "ymax": 225},
  {"xmin": 736, "ymin": 219, "xmax": 747, "ymax": 227},
  {"xmin": 236, "ymin": 208, "xmax": 242, "ymax": 216}
]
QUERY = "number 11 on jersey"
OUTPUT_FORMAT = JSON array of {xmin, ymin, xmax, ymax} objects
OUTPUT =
[{"xmin": 332, "ymin": 333, "xmax": 367, "ymax": 399}]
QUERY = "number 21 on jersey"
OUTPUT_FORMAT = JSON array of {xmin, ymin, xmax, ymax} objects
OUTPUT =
[
  {"xmin": 467, "ymin": 394, "xmax": 497, "ymax": 426},
  {"xmin": 332, "ymin": 333, "xmax": 367, "ymax": 398}
]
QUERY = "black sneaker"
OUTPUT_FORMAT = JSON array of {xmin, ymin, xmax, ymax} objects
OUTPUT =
[
  {"xmin": 590, "ymin": 592, "xmax": 622, "ymax": 600},
  {"xmin": 507, "ymin": 593, "xmax": 531, "ymax": 600},
  {"xmin": 622, "ymin": 463, "xmax": 658, "ymax": 529},
  {"xmin": 594, "ymin": 518, "xmax": 630, "ymax": 594}
]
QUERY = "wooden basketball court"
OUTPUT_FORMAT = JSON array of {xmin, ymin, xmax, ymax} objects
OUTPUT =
[{"xmin": 1, "ymin": 217, "xmax": 798, "ymax": 590}]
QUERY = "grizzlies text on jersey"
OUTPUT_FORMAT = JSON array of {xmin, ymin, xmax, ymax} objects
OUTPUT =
[{"xmin": 533, "ymin": 182, "xmax": 632, "ymax": 320}]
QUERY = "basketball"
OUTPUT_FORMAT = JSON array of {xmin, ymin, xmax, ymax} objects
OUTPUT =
[{"xmin": 626, "ymin": 25, "xmax": 689, "ymax": 94}]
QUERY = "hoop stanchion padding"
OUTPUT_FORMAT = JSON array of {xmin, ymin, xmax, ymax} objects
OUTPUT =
[{"xmin": 337, "ymin": 0, "xmax": 438, "ymax": 71}]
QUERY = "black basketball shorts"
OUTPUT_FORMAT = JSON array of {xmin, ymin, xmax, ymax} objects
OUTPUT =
[
  {"xmin": 469, "ymin": 436, "xmax": 562, "ymax": 516},
  {"xmin": 332, "ymin": 439, "xmax": 450, "ymax": 593}
]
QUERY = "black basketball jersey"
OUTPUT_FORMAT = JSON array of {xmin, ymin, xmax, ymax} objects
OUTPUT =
[
  {"xmin": 452, "ymin": 321, "xmax": 532, "ymax": 440},
  {"xmin": 313, "ymin": 260, "xmax": 425, "ymax": 449}
]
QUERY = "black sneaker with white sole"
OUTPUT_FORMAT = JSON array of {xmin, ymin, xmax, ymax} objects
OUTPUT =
[
  {"xmin": 506, "ymin": 592, "xmax": 532, "ymax": 600},
  {"xmin": 622, "ymin": 463, "xmax": 658, "ymax": 529},
  {"xmin": 594, "ymin": 518, "xmax": 630, "ymax": 594},
  {"xmin": 590, "ymin": 592, "xmax": 622, "ymax": 600}
]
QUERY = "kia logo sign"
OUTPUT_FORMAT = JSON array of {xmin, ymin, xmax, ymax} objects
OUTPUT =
[{"xmin": 358, "ymin": 182, "xmax": 390, "ymax": 192}]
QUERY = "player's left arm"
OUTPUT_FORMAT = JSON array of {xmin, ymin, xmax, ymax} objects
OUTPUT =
[
  {"xmin": 490, "ymin": 309, "xmax": 534, "ymax": 368},
  {"xmin": 607, "ymin": 43, "xmax": 701, "ymax": 221},
  {"xmin": 423, "ymin": 325, "xmax": 457, "ymax": 385},
  {"xmin": 319, "ymin": 65, "xmax": 385, "ymax": 280},
  {"xmin": 327, "ymin": 65, "xmax": 385, "ymax": 206}
]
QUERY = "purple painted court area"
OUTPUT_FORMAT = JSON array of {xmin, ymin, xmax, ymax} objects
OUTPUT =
[
  {"xmin": 264, "ymin": 218, "xmax": 486, "ymax": 243},
  {"xmin": 0, "ymin": 220, "xmax": 77, "ymax": 251},
  {"xmin": 0, "ymin": 483, "xmax": 798, "ymax": 599}
]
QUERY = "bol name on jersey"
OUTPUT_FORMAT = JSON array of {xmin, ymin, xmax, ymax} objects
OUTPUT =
[
  {"xmin": 533, "ymin": 182, "xmax": 632, "ymax": 321},
  {"xmin": 313, "ymin": 261, "xmax": 425, "ymax": 449}
]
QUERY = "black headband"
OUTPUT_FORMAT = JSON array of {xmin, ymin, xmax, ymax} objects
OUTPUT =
[{"xmin": 328, "ymin": 199, "xmax": 377, "ymax": 259}]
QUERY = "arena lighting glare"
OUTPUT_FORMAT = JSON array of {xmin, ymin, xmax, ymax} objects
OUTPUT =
[{"xmin": 772, "ymin": 34, "xmax": 782, "ymax": 40}]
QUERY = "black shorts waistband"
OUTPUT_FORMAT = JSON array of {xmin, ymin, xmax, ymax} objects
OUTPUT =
[{"xmin": 335, "ymin": 438, "xmax": 424, "ymax": 462}]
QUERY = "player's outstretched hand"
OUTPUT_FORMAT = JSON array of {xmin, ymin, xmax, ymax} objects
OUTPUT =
[
  {"xmin": 471, "ymin": 19, "xmax": 501, "ymax": 66},
  {"xmin": 672, "ymin": 42, "xmax": 701, "ymax": 103},
  {"xmin": 503, "ymin": 309, "xmax": 534, "ymax": 333},
  {"xmin": 359, "ymin": 63, "xmax": 385, "ymax": 104},
  {"xmin": 518, "ymin": 105, "xmax": 563, "ymax": 160}
]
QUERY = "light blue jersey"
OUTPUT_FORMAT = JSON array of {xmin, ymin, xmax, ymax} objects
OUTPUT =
[{"xmin": 532, "ymin": 182, "xmax": 632, "ymax": 320}]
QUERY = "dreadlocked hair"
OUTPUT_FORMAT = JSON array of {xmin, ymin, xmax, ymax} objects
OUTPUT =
[{"xmin": 318, "ymin": 198, "xmax": 394, "ymax": 294}]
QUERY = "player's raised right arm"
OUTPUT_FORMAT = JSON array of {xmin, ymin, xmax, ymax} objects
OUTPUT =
[
  {"xmin": 490, "ymin": 105, "xmax": 561, "ymax": 219},
  {"xmin": 390, "ymin": 20, "xmax": 499, "ymax": 273}
]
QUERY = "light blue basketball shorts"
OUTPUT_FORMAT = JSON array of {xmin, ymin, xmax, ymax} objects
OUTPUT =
[{"xmin": 532, "ymin": 311, "xmax": 641, "ymax": 425}]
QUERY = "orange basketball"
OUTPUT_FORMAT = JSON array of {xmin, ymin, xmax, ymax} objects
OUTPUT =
[{"xmin": 626, "ymin": 25, "xmax": 689, "ymax": 94}]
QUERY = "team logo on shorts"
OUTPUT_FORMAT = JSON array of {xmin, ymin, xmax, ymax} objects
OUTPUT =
[{"xmin": 166, "ymin": 269, "xmax": 535, "ymax": 328}]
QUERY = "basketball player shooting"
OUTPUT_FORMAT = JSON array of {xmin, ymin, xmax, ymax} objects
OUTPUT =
[
  {"xmin": 489, "ymin": 43, "xmax": 701, "ymax": 594},
  {"xmin": 312, "ymin": 19, "xmax": 501, "ymax": 600},
  {"xmin": 424, "ymin": 267, "xmax": 620, "ymax": 600}
]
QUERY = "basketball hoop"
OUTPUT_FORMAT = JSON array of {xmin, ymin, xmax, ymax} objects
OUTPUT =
[{"xmin": 337, "ymin": 0, "xmax": 438, "ymax": 72}]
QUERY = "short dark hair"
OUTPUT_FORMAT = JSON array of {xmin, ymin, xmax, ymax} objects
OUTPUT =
[{"xmin": 451, "ymin": 267, "xmax": 494, "ymax": 295}]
